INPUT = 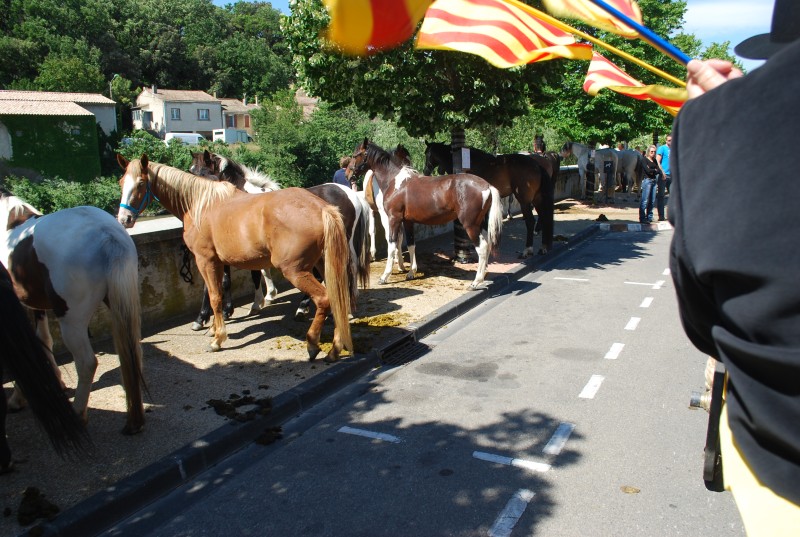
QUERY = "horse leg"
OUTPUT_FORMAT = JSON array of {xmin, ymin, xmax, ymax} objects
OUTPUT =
[
  {"xmin": 58, "ymin": 318, "xmax": 97, "ymax": 424},
  {"xmin": 249, "ymin": 270, "xmax": 264, "ymax": 314},
  {"xmin": 403, "ymin": 221, "xmax": 417, "ymax": 281},
  {"xmin": 368, "ymin": 210, "xmax": 377, "ymax": 261},
  {"xmin": 222, "ymin": 265, "xmax": 233, "ymax": 321},
  {"xmin": 379, "ymin": 220, "xmax": 404, "ymax": 285},
  {"xmin": 520, "ymin": 203, "xmax": 537, "ymax": 258},
  {"xmin": 196, "ymin": 260, "xmax": 228, "ymax": 351},
  {"xmin": 294, "ymin": 269, "xmax": 322, "ymax": 321},
  {"xmin": 379, "ymin": 204, "xmax": 405, "ymax": 272},
  {"xmin": 192, "ymin": 283, "xmax": 212, "ymax": 331}
]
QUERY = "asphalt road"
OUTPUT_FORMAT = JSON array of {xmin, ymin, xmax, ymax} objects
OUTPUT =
[{"xmin": 99, "ymin": 229, "xmax": 745, "ymax": 537}]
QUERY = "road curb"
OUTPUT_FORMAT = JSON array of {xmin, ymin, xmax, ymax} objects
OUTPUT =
[{"xmin": 33, "ymin": 223, "xmax": 605, "ymax": 537}]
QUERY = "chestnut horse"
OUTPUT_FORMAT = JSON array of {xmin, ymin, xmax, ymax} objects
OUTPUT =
[
  {"xmin": 1, "ymin": 263, "xmax": 89, "ymax": 472},
  {"xmin": 350, "ymin": 139, "xmax": 502, "ymax": 289},
  {"xmin": 0, "ymin": 191, "xmax": 146, "ymax": 434},
  {"xmin": 117, "ymin": 155, "xmax": 353, "ymax": 362},
  {"xmin": 423, "ymin": 141, "xmax": 554, "ymax": 256},
  {"xmin": 190, "ymin": 151, "xmax": 370, "ymax": 321}
]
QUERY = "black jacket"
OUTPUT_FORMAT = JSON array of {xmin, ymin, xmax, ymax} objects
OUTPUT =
[{"xmin": 669, "ymin": 40, "xmax": 800, "ymax": 504}]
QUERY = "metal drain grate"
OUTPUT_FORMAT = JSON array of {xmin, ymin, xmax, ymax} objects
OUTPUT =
[{"xmin": 380, "ymin": 339, "xmax": 432, "ymax": 366}]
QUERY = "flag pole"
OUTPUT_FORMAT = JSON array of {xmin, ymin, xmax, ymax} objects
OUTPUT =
[
  {"xmin": 585, "ymin": 0, "xmax": 692, "ymax": 65},
  {"xmin": 508, "ymin": 0, "xmax": 685, "ymax": 87}
]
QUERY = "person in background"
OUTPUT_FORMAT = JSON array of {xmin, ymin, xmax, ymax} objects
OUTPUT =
[
  {"xmin": 669, "ymin": 0, "xmax": 800, "ymax": 534},
  {"xmin": 655, "ymin": 134, "xmax": 671, "ymax": 220},
  {"xmin": 638, "ymin": 145, "xmax": 662, "ymax": 224},
  {"xmin": 332, "ymin": 156, "xmax": 352, "ymax": 188}
]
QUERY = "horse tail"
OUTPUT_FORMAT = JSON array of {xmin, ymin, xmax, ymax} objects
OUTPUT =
[
  {"xmin": 487, "ymin": 186, "xmax": 504, "ymax": 255},
  {"xmin": 354, "ymin": 197, "xmax": 371, "ymax": 290},
  {"xmin": 107, "ymin": 240, "xmax": 147, "ymax": 434},
  {"xmin": 322, "ymin": 206, "xmax": 353, "ymax": 352},
  {"xmin": 0, "ymin": 273, "xmax": 90, "ymax": 457}
]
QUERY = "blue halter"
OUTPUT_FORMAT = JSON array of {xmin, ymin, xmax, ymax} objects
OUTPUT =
[{"xmin": 119, "ymin": 181, "xmax": 159, "ymax": 216}]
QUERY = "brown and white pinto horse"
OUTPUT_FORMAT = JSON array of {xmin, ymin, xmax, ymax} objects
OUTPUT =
[
  {"xmin": 423, "ymin": 142, "xmax": 554, "ymax": 257},
  {"xmin": 350, "ymin": 139, "xmax": 502, "ymax": 289},
  {"xmin": 117, "ymin": 155, "xmax": 353, "ymax": 362},
  {"xmin": 1, "ymin": 262, "xmax": 89, "ymax": 472},
  {"xmin": 0, "ymin": 191, "xmax": 146, "ymax": 434}
]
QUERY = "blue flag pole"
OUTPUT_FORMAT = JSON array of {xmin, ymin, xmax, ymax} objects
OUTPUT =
[{"xmin": 586, "ymin": 0, "xmax": 692, "ymax": 65}]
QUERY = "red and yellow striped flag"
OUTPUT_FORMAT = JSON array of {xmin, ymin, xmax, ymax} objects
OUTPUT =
[
  {"xmin": 583, "ymin": 52, "xmax": 686, "ymax": 115},
  {"xmin": 416, "ymin": 0, "xmax": 594, "ymax": 68},
  {"xmin": 323, "ymin": 0, "xmax": 434, "ymax": 55},
  {"xmin": 542, "ymin": 0, "xmax": 642, "ymax": 38}
]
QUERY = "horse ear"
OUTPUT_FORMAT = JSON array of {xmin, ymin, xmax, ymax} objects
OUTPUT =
[
  {"xmin": 203, "ymin": 149, "xmax": 213, "ymax": 165},
  {"xmin": 141, "ymin": 154, "xmax": 149, "ymax": 169},
  {"xmin": 117, "ymin": 154, "xmax": 129, "ymax": 169}
]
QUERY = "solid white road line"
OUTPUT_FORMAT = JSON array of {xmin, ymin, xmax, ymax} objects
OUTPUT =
[
  {"xmin": 579, "ymin": 375, "xmax": 605, "ymax": 399},
  {"xmin": 543, "ymin": 422, "xmax": 576, "ymax": 456},
  {"xmin": 554, "ymin": 277, "xmax": 589, "ymax": 282},
  {"xmin": 488, "ymin": 489, "xmax": 536, "ymax": 537},
  {"xmin": 337, "ymin": 426, "xmax": 401, "ymax": 443},
  {"xmin": 605, "ymin": 343, "xmax": 625, "ymax": 360},
  {"xmin": 625, "ymin": 317, "xmax": 641, "ymax": 331},
  {"xmin": 472, "ymin": 451, "xmax": 551, "ymax": 473},
  {"xmin": 640, "ymin": 297, "xmax": 654, "ymax": 308}
]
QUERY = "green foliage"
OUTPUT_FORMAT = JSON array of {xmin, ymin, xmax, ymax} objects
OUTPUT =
[
  {"xmin": 2, "ymin": 175, "xmax": 128, "ymax": 215},
  {"xmin": 115, "ymin": 130, "xmax": 197, "ymax": 170}
]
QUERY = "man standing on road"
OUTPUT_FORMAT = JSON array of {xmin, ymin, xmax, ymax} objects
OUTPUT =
[
  {"xmin": 655, "ymin": 134, "xmax": 671, "ymax": 220},
  {"xmin": 668, "ymin": 0, "xmax": 800, "ymax": 534}
]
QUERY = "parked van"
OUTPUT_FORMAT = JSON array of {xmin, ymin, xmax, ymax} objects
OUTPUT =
[
  {"xmin": 212, "ymin": 128, "xmax": 253, "ymax": 144},
  {"xmin": 164, "ymin": 132, "xmax": 206, "ymax": 146}
]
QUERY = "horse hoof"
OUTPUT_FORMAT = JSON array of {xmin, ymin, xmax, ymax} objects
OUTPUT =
[
  {"xmin": 405, "ymin": 273, "xmax": 416, "ymax": 281},
  {"xmin": 537, "ymin": 248, "xmax": 549, "ymax": 255},
  {"xmin": 191, "ymin": 321, "xmax": 206, "ymax": 331},
  {"xmin": 122, "ymin": 422, "xmax": 144, "ymax": 436},
  {"xmin": 294, "ymin": 309, "xmax": 309, "ymax": 322},
  {"xmin": 323, "ymin": 354, "xmax": 340, "ymax": 364},
  {"xmin": 378, "ymin": 277, "xmax": 389, "ymax": 285},
  {"xmin": 205, "ymin": 343, "xmax": 221, "ymax": 352},
  {"xmin": 308, "ymin": 347, "xmax": 321, "ymax": 361}
]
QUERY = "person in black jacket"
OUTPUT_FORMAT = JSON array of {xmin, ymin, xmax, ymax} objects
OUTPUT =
[{"xmin": 669, "ymin": 0, "xmax": 800, "ymax": 533}]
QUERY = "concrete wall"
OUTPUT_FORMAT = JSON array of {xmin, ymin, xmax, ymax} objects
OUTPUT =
[{"xmin": 52, "ymin": 166, "xmax": 581, "ymax": 352}]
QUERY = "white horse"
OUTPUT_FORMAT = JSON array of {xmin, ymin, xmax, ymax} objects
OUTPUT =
[
  {"xmin": 0, "ymin": 192, "xmax": 146, "ymax": 434},
  {"xmin": 615, "ymin": 149, "xmax": 645, "ymax": 199},
  {"xmin": 560, "ymin": 141, "xmax": 618, "ymax": 200}
]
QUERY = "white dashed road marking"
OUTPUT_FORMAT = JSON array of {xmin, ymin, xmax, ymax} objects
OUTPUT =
[
  {"xmin": 472, "ymin": 451, "xmax": 551, "ymax": 473},
  {"xmin": 579, "ymin": 375, "xmax": 605, "ymax": 399},
  {"xmin": 543, "ymin": 423, "xmax": 575, "ymax": 456},
  {"xmin": 605, "ymin": 343, "xmax": 625, "ymax": 360},
  {"xmin": 640, "ymin": 297, "xmax": 653, "ymax": 308},
  {"xmin": 337, "ymin": 426, "xmax": 401, "ymax": 443},
  {"xmin": 554, "ymin": 277, "xmax": 589, "ymax": 282},
  {"xmin": 488, "ymin": 489, "xmax": 536, "ymax": 537},
  {"xmin": 625, "ymin": 317, "xmax": 640, "ymax": 331}
]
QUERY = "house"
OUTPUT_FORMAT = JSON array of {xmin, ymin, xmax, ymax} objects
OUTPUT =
[
  {"xmin": 219, "ymin": 97, "xmax": 259, "ymax": 137},
  {"xmin": 0, "ymin": 90, "xmax": 115, "ymax": 181},
  {"xmin": 133, "ymin": 87, "xmax": 223, "ymax": 139}
]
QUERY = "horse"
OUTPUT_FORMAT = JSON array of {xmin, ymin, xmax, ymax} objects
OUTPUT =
[
  {"xmin": 423, "ymin": 141, "xmax": 554, "ymax": 257},
  {"xmin": 190, "ymin": 151, "xmax": 370, "ymax": 321},
  {"xmin": 0, "ymin": 263, "xmax": 90, "ymax": 472},
  {"xmin": 559, "ymin": 141, "xmax": 618, "ymax": 201},
  {"xmin": 0, "ymin": 191, "xmax": 146, "ymax": 434},
  {"xmin": 359, "ymin": 144, "xmax": 413, "ymax": 267},
  {"xmin": 351, "ymin": 139, "xmax": 502, "ymax": 289},
  {"xmin": 615, "ymin": 148, "xmax": 645, "ymax": 200},
  {"xmin": 188, "ymin": 152, "xmax": 283, "ymax": 330},
  {"xmin": 117, "ymin": 155, "xmax": 354, "ymax": 362}
]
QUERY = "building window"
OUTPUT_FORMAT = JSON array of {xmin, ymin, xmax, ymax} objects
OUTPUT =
[
  {"xmin": 198, "ymin": 109, "xmax": 210, "ymax": 121},
  {"xmin": 226, "ymin": 115, "xmax": 235, "ymax": 128},
  {"xmin": 171, "ymin": 108, "xmax": 181, "ymax": 120},
  {"xmin": 244, "ymin": 115, "xmax": 250, "ymax": 128}
]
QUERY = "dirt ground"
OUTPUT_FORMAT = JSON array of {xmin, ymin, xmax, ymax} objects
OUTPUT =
[{"xmin": 1, "ymin": 198, "xmax": 643, "ymax": 536}]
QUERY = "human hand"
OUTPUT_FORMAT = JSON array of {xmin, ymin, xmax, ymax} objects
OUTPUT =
[{"xmin": 686, "ymin": 59, "xmax": 744, "ymax": 99}]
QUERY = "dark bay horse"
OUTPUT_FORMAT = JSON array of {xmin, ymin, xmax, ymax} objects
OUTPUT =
[
  {"xmin": 1, "ymin": 263, "xmax": 89, "ymax": 472},
  {"xmin": 190, "ymin": 151, "xmax": 370, "ymax": 321},
  {"xmin": 0, "ymin": 191, "xmax": 146, "ymax": 434},
  {"xmin": 424, "ymin": 141, "xmax": 554, "ymax": 256},
  {"xmin": 117, "ymin": 155, "xmax": 353, "ymax": 362},
  {"xmin": 350, "ymin": 139, "xmax": 502, "ymax": 289}
]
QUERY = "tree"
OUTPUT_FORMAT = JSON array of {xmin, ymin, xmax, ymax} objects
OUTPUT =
[
  {"xmin": 284, "ymin": 0, "xmax": 559, "ymax": 139},
  {"xmin": 35, "ymin": 53, "xmax": 106, "ymax": 93}
]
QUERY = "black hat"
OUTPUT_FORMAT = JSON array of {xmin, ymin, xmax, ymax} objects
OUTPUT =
[{"xmin": 734, "ymin": 0, "xmax": 800, "ymax": 60}]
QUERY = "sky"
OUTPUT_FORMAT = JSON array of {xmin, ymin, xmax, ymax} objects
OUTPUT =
[{"xmin": 222, "ymin": 0, "xmax": 774, "ymax": 72}]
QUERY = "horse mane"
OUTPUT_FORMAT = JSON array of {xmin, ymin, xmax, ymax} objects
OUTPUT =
[
  {"xmin": 367, "ymin": 142, "xmax": 421, "ymax": 176},
  {"xmin": 241, "ymin": 164, "xmax": 281, "ymax": 192},
  {"xmin": 0, "ymin": 192, "xmax": 41, "ymax": 230},
  {"xmin": 149, "ymin": 162, "xmax": 236, "ymax": 228}
]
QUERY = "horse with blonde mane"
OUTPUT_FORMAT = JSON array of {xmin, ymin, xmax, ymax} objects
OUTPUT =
[{"xmin": 117, "ymin": 155, "xmax": 353, "ymax": 362}]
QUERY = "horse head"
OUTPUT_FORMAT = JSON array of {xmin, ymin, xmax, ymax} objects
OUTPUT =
[
  {"xmin": 559, "ymin": 141, "xmax": 573, "ymax": 159},
  {"xmin": 189, "ymin": 150, "xmax": 220, "ymax": 178},
  {"xmin": 423, "ymin": 141, "xmax": 450, "ymax": 175},
  {"xmin": 393, "ymin": 144, "xmax": 412, "ymax": 167},
  {"xmin": 117, "ymin": 154, "xmax": 155, "ymax": 228},
  {"xmin": 349, "ymin": 138, "xmax": 371, "ymax": 178}
]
